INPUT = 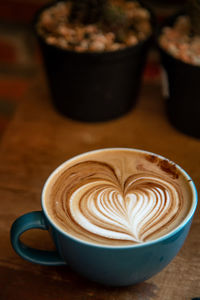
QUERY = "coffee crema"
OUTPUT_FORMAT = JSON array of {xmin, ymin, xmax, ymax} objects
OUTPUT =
[{"xmin": 44, "ymin": 149, "xmax": 192, "ymax": 246}]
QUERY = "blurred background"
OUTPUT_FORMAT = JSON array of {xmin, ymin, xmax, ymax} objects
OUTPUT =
[{"xmin": 0, "ymin": 0, "xmax": 186, "ymax": 138}]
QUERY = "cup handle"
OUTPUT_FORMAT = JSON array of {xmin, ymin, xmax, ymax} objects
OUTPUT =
[{"xmin": 10, "ymin": 211, "xmax": 66, "ymax": 266}]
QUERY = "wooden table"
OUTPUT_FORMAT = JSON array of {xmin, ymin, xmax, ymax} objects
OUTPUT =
[{"xmin": 0, "ymin": 72, "xmax": 200, "ymax": 300}]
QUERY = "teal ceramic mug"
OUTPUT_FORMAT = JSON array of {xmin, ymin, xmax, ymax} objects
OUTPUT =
[{"xmin": 10, "ymin": 148, "xmax": 198, "ymax": 286}]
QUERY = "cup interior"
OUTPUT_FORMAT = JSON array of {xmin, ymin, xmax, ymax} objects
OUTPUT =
[{"xmin": 42, "ymin": 148, "xmax": 198, "ymax": 249}]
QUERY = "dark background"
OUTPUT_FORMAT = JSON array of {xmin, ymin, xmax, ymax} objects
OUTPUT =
[{"xmin": 0, "ymin": 0, "xmax": 186, "ymax": 137}]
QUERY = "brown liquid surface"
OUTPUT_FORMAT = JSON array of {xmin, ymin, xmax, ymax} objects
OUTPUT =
[{"xmin": 44, "ymin": 149, "xmax": 193, "ymax": 246}]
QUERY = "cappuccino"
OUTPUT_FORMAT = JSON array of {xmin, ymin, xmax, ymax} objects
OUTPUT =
[{"xmin": 44, "ymin": 149, "xmax": 193, "ymax": 246}]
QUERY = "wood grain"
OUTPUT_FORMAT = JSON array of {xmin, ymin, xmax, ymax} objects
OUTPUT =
[{"xmin": 0, "ymin": 74, "xmax": 199, "ymax": 300}]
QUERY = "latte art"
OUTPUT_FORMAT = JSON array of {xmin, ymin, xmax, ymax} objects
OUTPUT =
[
  {"xmin": 69, "ymin": 174, "xmax": 180, "ymax": 243},
  {"xmin": 45, "ymin": 150, "xmax": 191, "ymax": 246}
]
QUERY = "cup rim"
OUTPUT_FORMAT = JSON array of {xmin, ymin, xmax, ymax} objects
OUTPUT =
[{"xmin": 41, "ymin": 147, "xmax": 198, "ymax": 249}]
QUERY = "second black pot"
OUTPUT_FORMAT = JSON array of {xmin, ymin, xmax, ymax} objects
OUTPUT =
[{"xmin": 158, "ymin": 12, "xmax": 200, "ymax": 138}]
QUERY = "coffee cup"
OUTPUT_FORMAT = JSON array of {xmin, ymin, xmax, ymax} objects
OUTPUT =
[{"xmin": 10, "ymin": 148, "xmax": 198, "ymax": 286}]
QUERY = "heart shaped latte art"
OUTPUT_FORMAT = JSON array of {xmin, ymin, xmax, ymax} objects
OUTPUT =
[{"xmin": 51, "ymin": 161, "xmax": 182, "ymax": 244}]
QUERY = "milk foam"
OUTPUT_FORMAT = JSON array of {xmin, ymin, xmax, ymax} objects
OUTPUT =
[
  {"xmin": 68, "ymin": 175, "xmax": 180, "ymax": 243},
  {"xmin": 45, "ymin": 149, "xmax": 192, "ymax": 246}
]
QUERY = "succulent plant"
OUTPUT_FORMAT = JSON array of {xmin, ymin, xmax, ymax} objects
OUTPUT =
[
  {"xmin": 101, "ymin": 4, "xmax": 129, "ymax": 41},
  {"xmin": 69, "ymin": 0, "xmax": 129, "ymax": 42},
  {"xmin": 187, "ymin": 0, "xmax": 200, "ymax": 35},
  {"xmin": 69, "ymin": 0, "xmax": 108, "ymax": 24}
]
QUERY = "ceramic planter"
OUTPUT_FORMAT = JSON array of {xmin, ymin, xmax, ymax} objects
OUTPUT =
[
  {"xmin": 34, "ymin": 0, "xmax": 155, "ymax": 122},
  {"xmin": 158, "ymin": 12, "xmax": 200, "ymax": 138}
]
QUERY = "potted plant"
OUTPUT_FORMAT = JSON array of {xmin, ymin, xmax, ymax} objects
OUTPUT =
[
  {"xmin": 34, "ymin": 0, "xmax": 154, "ymax": 122},
  {"xmin": 158, "ymin": 0, "xmax": 200, "ymax": 138}
]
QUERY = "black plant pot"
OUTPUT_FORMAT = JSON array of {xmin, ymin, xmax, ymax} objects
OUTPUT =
[
  {"xmin": 158, "ymin": 12, "xmax": 200, "ymax": 138},
  {"xmin": 34, "ymin": 0, "xmax": 154, "ymax": 122}
]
